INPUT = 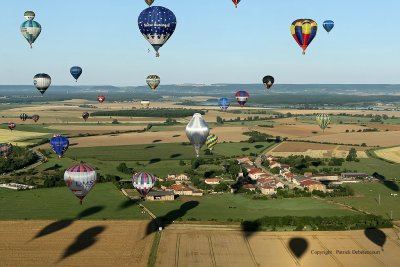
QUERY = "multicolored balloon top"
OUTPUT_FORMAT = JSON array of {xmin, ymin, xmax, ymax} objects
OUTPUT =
[
  {"xmin": 316, "ymin": 113, "xmax": 331, "ymax": 131},
  {"xmin": 138, "ymin": 6, "xmax": 177, "ymax": 57},
  {"xmin": 132, "ymin": 172, "xmax": 156, "ymax": 196},
  {"xmin": 232, "ymin": 0, "xmax": 241, "ymax": 8},
  {"xmin": 24, "ymin": 11, "xmax": 35, "ymax": 21},
  {"xmin": 146, "ymin": 75, "xmax": 160, "ymax": 90},
  {"xmin": 218, "ymin": 98, "xmax": 230, "ymax": 112},
  {"xmin": 33, "ymin": 73, "xmax": 51, "ymax": 95},
  {"xmin": 21, "ymin": 11, "xmax": 41, "ymax": 48},
  {"xmin": 50, "ymin": 134, "xmax": 70, "ymax": 158},
  {"xmin": 290, "ymin": 19, "xmax": 318, "ymax": 55},
  {"xmin": 235, "ymin": 91, "xmax": 249, "ymax": 107},
  {"xmin": 64, "ymin": 164, "xmax": 97, "ymax": 204},
  {"xmin": 0, "ymin": 143, "xmax": 12, "ymax": 158},
  {"xmin": 97, "ymin": 95, "xmax": 106, "ymax": 103},
  {"xmin": 8, "ymin": 122, "xmax": 16, "ymax": 131}
]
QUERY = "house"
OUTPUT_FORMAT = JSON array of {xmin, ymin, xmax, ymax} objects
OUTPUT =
[
  {"xmin": 237, "ymin": 157, "xmax": 254, "ymax": 165},
  {"xmin": 167, "ymin": 174, "xmax": 190, "ymax": 181},
  {"xmin": 261, "ymin": 186, "xmax": 277, "ymax": 195},
  {"xmin": 192, "ymin": 190, "xmax": 203, "ymax": 196},
  {"xmin": 248, "ymin": 168, "xmax": 266, "ymax": 180},
  {"xmin": 242, "ymin": 184, "xmax": 256, "ymax": 192},
  {"xmin": 275, "ymin": 180, "xmax": 285, "ymax": 189},
  {"xmin": 257, "ymin": 176, "xmax": 274, "ymax": 186},
  {"xmin": 304, "ymin": 172, "xmax": 313, "ymax": 178},
  {"xmin": 205, "ymin": 178, "xmax": 221, "ymax": 185},
  {"xmin": 300, "ymin": 179, "xmax": 327, "ymax": 193},
  {"xmin": 266, "ymin": 155, "xmax": 277, "ymax": 163},
  {"xmin": 282, "ymin": 172, "xmax": 294, "ymax": 181},
  {"xmin": 270, "ymin": 162, "xmax": 281, "ymax": 169},
  {"xmin": 146, "ymin": 191, "xmax": 175, "ymax": 201},
  {"xmin": 166, "ymin": 184, "xmax": 194, "ymax": 196}
]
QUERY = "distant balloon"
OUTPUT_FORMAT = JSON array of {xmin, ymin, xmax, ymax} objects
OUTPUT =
[
  {"xmin": 218, "ymin": 98, "xmax": 230, "ymax": 112},
  {"xmin": 323, "ymin": 20, "xmax": 334, "ymax": 33},
  {"xmin": 141, "ymin": 100, "xmax": 151, "ymax": 108},
  {"xmin": 146, "ymin": 75, "xmax": 160, "ymax": 90},
  {"xmin": 263, "ymin": 76, "xmax": 275, "ymax": 90},
  {"xmin": 316, "ymin": 113, "xmax": 330, "ymax": 131},
  {"xmin": 0, "ymin": 143, "xmax": 12, "ymax": 158},
  {"xmin": 50, "ymin": 134, "xmax": 70, "ymax": 158},
  {"xmin": 64, "ymin": 164, "xmax": 97, "ymax": 205},
  {"xmin": 186, "ymin": 113, "xmax": 210, "ymax": 157},
  {"xmin": 70, "ymin": 66, "xmax": 83, "ymax": 82},
  {"xmin": 232, "ymin": 0, "xmax": 241, "ymax": 8},
  {"xmin": 20, "ymin": 113, "xmax": 29, "ymax": 122},
  {"xmin": 206, "ymin": 134, "xmax": 218, "ymax": 151},
  {"xmin": 82, "ymin": 112, "xmax": 90, "ymax": 122},
  {"xmin": 97, "ymin": 95, "xmax": 106, "ymax": 103},
  {"xmin": 132, "ymin": 172, "xmax": 156, "ymax": 196},
  {"xmin": 33, "ymin": 73, "xmax": 51, "ymax": 95},
  {"xmin": 8, "ymin": 122, "xmax": 16, "ymax": 131},
  {"xmin": 20, "ymin": 11, "xmax": 41, "ymax": 48},
  {"xmin": 138, "ymin": 6, "xmax": 177, "ymax": 57},
  {"xmin": 31, "ymin": 114, "xmax": 40, "ymax": 123},
  {"xmin": 290, "ymin": 19, "xmax": 318, "ymax": 55},
  {"xmin": 235, "ymin": 91, "xmax": 249, "ymax": 107},
  {"xmin": 145, "ymin": 0, "xmax": 155, "ymax": 6}
]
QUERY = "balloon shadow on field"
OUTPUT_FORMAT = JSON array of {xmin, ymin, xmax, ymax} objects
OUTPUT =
[
  {"xmin": 146, "ymin": 201, "xmax": 199, "ymax": 236},
  {"xmin": 118, "ymin": 198, "xmax": 141, "ymax": 210},
  {"xmin": 149, "ymin": 158, "xmax": 161, "ymax": 164},
  {"xmin": 241, "ymin": 220, "xmax": 262, "ymax": 239},
  {"xmin": 152, "ymin": 139, "xmax": 162, "ymax": 143},
  {"xmin": 172, "ymin": 135, "xmax": 181, "ymax": 138},
  {"xmin": 364, "ymin": 227, "xmax": 386, "ymax": 251},
  {"xmin": 241, "ymin": 147, "xmax": 250, "ymax": 152},
  {"xmin": 288, "ymin": 237, "xmax": 309, "ymax": 259},
  {"xmin": 145, "ymin": 145, "xmax": 155, "ymax": 149},
  {"xmin": 373, "ymin": 172, "xmax": 399, "ymax": 192},
  {"xmin": 33, "ymin": 206, "xmax": 105, "ymax": 240},
  {"xmin": 58, "ymin": 226, "xmax": 106, "ymax": 262},
  {"xmin": 170, "ymin": 153, "xmax": 182, "ymax": 159}
]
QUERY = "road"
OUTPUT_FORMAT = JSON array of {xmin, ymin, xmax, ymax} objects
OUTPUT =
[{"xmin": 2, "ymin": 149, "xmax": 45, "ymax": 176}]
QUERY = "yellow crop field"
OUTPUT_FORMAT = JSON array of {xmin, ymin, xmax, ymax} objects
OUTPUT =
[
  {"xmin": 0, "ymin": 129, "xmax": 47, "ymax": 145},
  {"xmin": 375, "ymin": 146, "xmax": 400, "ymax": 163}
]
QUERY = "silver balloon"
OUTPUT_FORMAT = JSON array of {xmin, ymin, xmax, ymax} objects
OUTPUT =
[{"xmin": 186, "ymin": 113, "xmax": 210, "ymax": 157}]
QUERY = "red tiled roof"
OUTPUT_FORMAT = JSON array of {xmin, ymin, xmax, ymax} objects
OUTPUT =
[
  {"xmin": 243, "ymin": 184, "xmax": 256, "ymax": 189},
  {"xmin": 205, "ymin": 178, "xmax": 220, "ymax": 183},
  {"xmin": 249, "ymin": 168, "xmax": 264, "ymax": 174},
  {"xmin": 300, "ymin": 180, "xmax": 319, "ymax": 186},
  {"xmin": 262, "ymin": 186, "xmax": 274, "ymax": 190},
  {"xmin": 167, "ymin": 184, "xmax": 192, "ymax": 191}
]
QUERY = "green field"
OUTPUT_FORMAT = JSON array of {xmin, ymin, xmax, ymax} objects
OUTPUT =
[
  {"xmin": 142, "ymin": 195, "xmax": 359, "ymax": 222},
  {"xmin": 297, "ymin": 115, "xmax": 400, "ymax": 125},
  {"xmin": 0, "ymin": 183, "xmax": 148, "ymax": 220},
  {"xmin": 330, "ymin": 183, "xmax": 400, "ymax": 220}
]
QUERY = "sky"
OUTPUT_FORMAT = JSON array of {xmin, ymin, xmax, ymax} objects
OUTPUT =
[{"xmin": 0, "ymin": 0, "xmax": 399, "ymax": 86}]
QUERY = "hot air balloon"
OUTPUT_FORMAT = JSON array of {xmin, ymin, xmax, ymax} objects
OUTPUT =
[
  {"xmin": 263, "ymin": 76, "xmax": 275, "ymax": 90},
  {"xmin": 0, "ymin": 143, "xmax": 12, "ymax": 158},
  {"xmin": 33, "ymin": 73, "xmax": 51, "ymax": 95},
  {"xmin": 232, "ymin": 0, "xmax": 241, "ymax": 8},
  {"xmin": 138, "ymin": 6, "xmax": 177, "ymax": 57},
  {"xmin": 290, "ymin": 19, "xmax": 318, "ymax": 55},
  {"xmin": 20, "ymin": 11, "xmax": 41, "ymax": 48},
  {"xmin": 82, "ymin": 112, "xmax": 90, "ymax": 122},
  {"xmin": 141, "ymin": 100, "xmax": 151, "ymax": 108},
  {"xmin": 70, "ymin": 66, "xmax": 83, "ymax": 82},
  {"xmin": 206, "ymin": 134, "xmax": 218, "ymax": 152},
  {"xmin": 97, "ymin": 95, "xmax": 106, "ymax": 103},
  {"xmin": 145, "ymin": 0, "xmax": 155, "ymax": 6},
  {"xmin": 20, "ymin": 113, "xmax": 29, "ymax": 122},
  {"xmin": 323, "ymin": 20, "xmax": 334, "ymax": 33},
  {"xmin": 31, "ymin": 114, "xmax": 40, "ymax": 123},
  {"xmin": 132, "ymin": 172, "xmax": 156, "ymax": 197},
  {"xmin": 218, "ymin": 98, "xmax": 230, "ymax": 112},
  {"xmin": 64, "ymin": 164, "xmax": 97, "ymax": 205},
  {"xmin": 146, "ymin": 75, "xmax": 160, "ymax": 90},
  {"xmin": 186, "ymin": 113, "xmax": 210, "ymax": 157},
  {"xmin": 50, "ymin": 135, "xmax": 70, "ymax": 158},
  {"xmin": 235, "ymin": 91, "xmax": 249, "ymax": 107},
  {"xmin": 8, "ymin": 122, "xmax": 16, "ymax": 131},
  {"xmin": 316, "ymin": 113, "xmax": 330, "ymax": 131}
]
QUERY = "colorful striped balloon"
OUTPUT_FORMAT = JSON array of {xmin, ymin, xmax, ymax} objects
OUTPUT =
[
  {"xmin": 20, "ymin": 11, "xmax": 41, "ymax": 48},
  {"xmin": 64, "ymin": 164, "xmax": 97, "ymax": 204},
  {"xmin": 290, "ymin": 19, "xmax": 318, "ymax": 55},
  {"xmin": 0, "ymin": 143, "xmax": 12, "ymax": 158},
  {"xmin": 316, "ymin": 113, "xmax": 331, "ymax": 131},
  {"xmin": 206, "ymin": 134, "xmax": 218, "ymax": 151},
  {"xmin": 132, "ymin": 172, "xmax": 156, "ymax": 196}
]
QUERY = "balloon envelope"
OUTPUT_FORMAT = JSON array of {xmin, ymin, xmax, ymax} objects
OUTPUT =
[
  {"xmin": 33, "ymin": 73, "xmax": 51, "ymax": 95},
  {"xmin": 97, "ymin": 95, "xmax": 106, "ymax": 103},
  {"xmin": 132, "ymin": 172, "xmax": 156, "ymax": 196},
  {"xmin": 31, "ymin": 114, "xmax": 40, "ymax": 123},
  {"xmin": 146, "ymin": 75, "xmax": 160, "ymax": 90},
  {"xmin": 20, "ymin": 12, "xmax": 41, "ymax": 48},
  {"xmin": 20, "ymin": 113, "xmax": 29, "ymax": 121},
  {"xmin": 50, "ymin": 135, "xmax": 70, "ymax": 158},
  {"xmin": 141, "ymin": 100, "xmax": 151, "ymax": 108},
  {"xmin": 186, "ymin": 113, "xmax": 210, "ymax": 157},
  {"xmin": 232, "ymin": 0, "xmax": 241, "ymax": 8},
  {"xmin": 70, "ymin": 66, "xmax": 83, "ymax": 81},
  {"xmin": 323, "ymin": 20, "xmax": 334, "ymax": 33},
  {"xmin": 138, "ymin": 6, "xmax": 177, "ymax": 56},
  {"xmin": 290, "ymin": 19, "xmax": 318, "ymax": 54},
  {"xmin": 263, "ymin": 76, "xmax": 275, "ymax": 89},
  {"xmin": 24, "ymin": 11, "xmax": 35, "ymax": 21},
  {"xmin": 82, "ymin": 112, "xmax": 90, "ymax": 121},
  {"xmin": 206, "ymin": 134, "xmax": 218, "ymax": 151},
  {"xmin": 64, "ymin": 164, "xmax": 97, "ymax": 204},
  {"xmin": 8, "ymin": 122, "xmax": 16, "ymax": 131},
  {"xmin": 145, "ymin": 0, "xmax": 155, "ymax": 6},
  {"xmin": 316, "ymin": 113, "xmax": 330, "ymax": 130},
  {"xmin": 218, "ymin": 98, "xmax": 230, "ymax": 111},
  {"xmin": 0, "ymin": 143, "xmax": 12, "ymax": 158},
  {"xmin": 235, "ymin": 91, "xmax": 249, "ymax": 107}
]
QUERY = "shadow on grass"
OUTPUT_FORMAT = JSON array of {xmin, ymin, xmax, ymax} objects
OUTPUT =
[
  {"xmin": 364, "ymin": 227, "xmax": 386, "ymax": 251},
  {"xmin": 241, "ymin": 147, "xmax": 250, "ymax": 152},
  {"xmin": 145, "ymin": 145, "xmax": 155, "ymax": 149},
  {"xmin": 241, "ymin": 220, "xmax": 262, "ymax": 239},
  {"xmin": 118, "ymin": 198, "xmax": 141, "ymax": 210},
  {"xmin": 149, "ymin": 158, "xmax": 161, "ymax": 164},
  {"xmin": 373, "ymin": 172, "xmax": 399, "ymax": 192},
  {"xmin": 146, "ymin": 201, "xmax": 199, "ymax": 236},
  {"xmin": 58, "ymin": 226, "xmax": 106, "ymax": 262},
  {"xmin": 288, "ymin": 238, "xmax": 309, "ymax": 258},
  {"xmin": 170, "ymin": 154, "xmax": 182, "ymax": 159},
  {"xmin": 152, "ymin": 139, "xmax": 162, "ymax": 143},
  {"xmin": 254, "ymin": 145, "xmax": 264, "ymax": 149},
  {"xmin": 76, "ymin": 205, "xmax": 105, "ymax": 219},
  {"xmin": 172, "ymin": 135, "xmax": 181, "ymax": 138},
  {"xmin": 43, "ymin": 164, "xmax": 62, "ymax": 171}
]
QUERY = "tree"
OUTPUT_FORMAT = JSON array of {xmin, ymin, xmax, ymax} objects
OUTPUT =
[
  {"xmin": 179, "ymin": 160, "xmax": 185, "ymax": 166},
  {"xmin": 270, "ymin": 167, "xmax": 280, "ymax": 175},
  {"xmin": 346, "ymin": 148, "xmax": 358, "ymax": 162},
  {"xmin": 216, "ymin": 116, "xmax": 224, "ymax": 124}
]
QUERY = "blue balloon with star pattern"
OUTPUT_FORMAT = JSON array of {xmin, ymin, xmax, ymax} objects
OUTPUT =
[{"xmin": 138, "ymin": 6, "xmax": 177, "ymax": 57}]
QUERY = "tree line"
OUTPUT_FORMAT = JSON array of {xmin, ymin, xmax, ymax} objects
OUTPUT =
[{"xmin": 91, "ymin": 109, "xmax": 205, "ymax": 118}]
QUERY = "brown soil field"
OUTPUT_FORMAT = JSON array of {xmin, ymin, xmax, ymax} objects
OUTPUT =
[
  {"xmin": 69, "ymin": 126, "xmax": 249, "ymax": 148},
  {"xmin": 367, "ymin": 124, "xmax": 400, "ymax": 131},
  {"xmin": 300, "ymin": 131, "xmax": 400, "ymax": 147},
  {"xmin": 273, "ymin": 109, "xmax": 400, "ymax": 117},
  {"xmin": 156, "ymin": 225, "xmax": 400, "ymax": 267},
  {"xmin": 268, "ymin": 142, "xmax": 369, "ymax": 158},
  {"xmin": 46, "ymin": 125, "xmax": 147, "ymax": 135},
  {"xmin": 0, "ymin": 220, "xmax": 153, "ymax": 267}
]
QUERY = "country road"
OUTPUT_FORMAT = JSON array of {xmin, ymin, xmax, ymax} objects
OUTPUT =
[{"xmin": 2, "ymin": 149, "xmax": 45, "ymax": 176}]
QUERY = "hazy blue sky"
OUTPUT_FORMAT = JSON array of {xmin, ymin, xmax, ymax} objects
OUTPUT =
[{"xmin": 1, "ymin": 0, "xmax": 399, "ymax": 85}]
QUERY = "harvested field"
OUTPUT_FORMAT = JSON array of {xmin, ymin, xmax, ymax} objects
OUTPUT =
[
  {"xmin": 300, "ymin": 131, "xmax": 400, "ymax": 147},
  {"xmin": 0, "ymin": 129, "xmax": 47, "ymax": 145},
  {"xmin": 69, "ymin": 126, "xmax": 249, "ymax": 148},
  {"xmin": 367, "ymin": 124, "xmax": 400, "ymax": 131},
  {"xmin": 375, "ymin": 147, "xmax": 400, "ymax": 163},
  {"xmin": 156, "ymin": 226, "xmax": 400, "ymax": 267},
  {"xmin": 273, "ymin": 109, "xmax": 400, "ymax": 117},
  {"xmin": 46, "ymin": 125, "xmax": 146, "ymax": 135},
  {"xmin": 0, "ymin": 220, "xmax": 153, "ymax": 267},
  {"xmin": 268, "ymin": 142, "xmax": 369, "ymax": 158}
]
